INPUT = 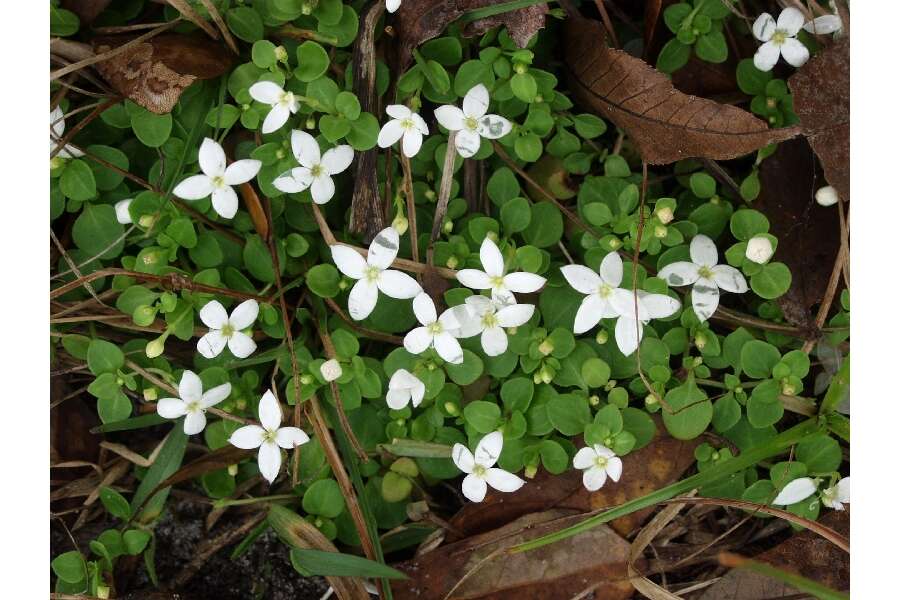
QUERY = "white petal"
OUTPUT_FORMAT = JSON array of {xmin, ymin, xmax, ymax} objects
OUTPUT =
[
  {"xmin": 453, "ymin": 303, "xmax": 486, "ymax": 338},
  {"xmin": 475, "ymin": 431, "xmax": 503, "ymax": 467},
  {"xmin": 321, "ymin": 145, "xmax": 354, "ymax": 175},
  {"xmin": 712, "ymin": 265, "xmax": 749, "ymax": 294},
  {"xmin": 402, "ymin": 129, "xmax": 423, "ymax": 158},
  {"xmin": 228, "ymin": 331, "xmax": 257, "ymax": 358},
  {"xmin": 331, "ymin": 245, "xmax": 367, "ymax": 279},
  {"xmin": 385, "ymin": 104, "xmax": 411, "ymax": 120},
  {"xmin": 59, "ymin": 144, "xmax": 84, "ymax": 159},
  {"xmin": 457, "ymin": 269, "xmax": 492, "ymax": 291},
  {"xmin": 258, "ymin": 390, "xmax": 282, "ymax": 431},
  {"xmin": 262, "ymin": 103, "xmax": 290, "ymax": 134},
  {"xmin": 348, "ymin": 279, "xmax": 379, "ymax": 321},
  {"xmin": 173, "ymin": 174, "xmax": 214, "ymax": 200},
  {"xmin": 573, "ymin": 296, "xmax": 604, "ymax": 334},
  {"xmin": 409, "ymin": 378, "xmax": 425, "ymax": 407},
  {"xmin": 51, "ymin": 106, "xmax": 66, "ymax": 138},
  {"xmin": 200, "ymin": 302, "xmax": 228, "ymax": 329},
  {"xmin": 377, "ymin": 119, "xmax": 405, "ymax": 149},
  {"xmin": 479, "ymin": 237, "xmax": 505, "ymax": 277},
  {"xmin": 273, "ymin": 171, "xmax": 307, "ymax": 194},
  {"xmin": 201, "ymin": 383, "xmax": 231, "ymax": 408},
  {"xmin": 691, "ymin": 279, "xmax": 720, "ymax": 322},
  {"xmin": 258, "ymin": 442, "xmax": 282, "ymax": 483},
  {"xmin": 412, "ymin": 292, "xmax": 437, "ymax": 325},
  {"xmin": 689, "ymin": 235, "xmax": 718, "ymax": 267},
  {"xmin": 454, "ymin": 128, "xmax": 482, "ymax": 158},
  {"xmin": 197, "ymin": 330, "xmax": 227, "ymax": 359},
  {"xmin": 404, "ymin": 327, "xmax": 432, "ymax": 355},
  {"xmin": 606, "ymin": 456, "xmax": 623, "ymax": 482},
  {"xmin": 773, "ymin": 477, "xmax": 817, "ymax": 505},
  {"xmin": 573, "ymin": 446, "xmax": 598, "ymax": 469},
  {"xmin": 229, "ymin": 424, "xmax": 266, "ymax": 449},
  {"xmin": 452, "ymin": 443, "xmax": 475, "ymax": 473},
  {"xmin": 311, "ymin": 174, "xmax": 336, "ymax": 204},
  {"xmin": 211, "ymin": 186, "xmax": 239, "ymax": 219},
  {"xmin": 178, "ymin": 370, "xmax": 203, "ymax": 403},
  {"xmin": 503, "ymin": 272, "xmax": 546, "ymax": 294},
  {"xmin": 614, "ymin": 317, "xmax": 643, "ymax": 357},
  {"xmin": 658, "ymin": 261, "xmax": 701, "ymax": 287},
  {"xmin": 561, "ymin": 264, "xmax": 601, "ymax": 295},
  {"xmin": 640, "ymin": 292, "xmax": 681, "ymax": 319},
  {"xmin": 480, "ymin": 326, "xmax": 508, "ymax": 356},
  {"xmin": 835, "ymin": 477, "xmax": 850, "ymax": 503},
  {"xmin": 599, "ymin": 252, "xmax": 624, "ymax": 286},
  {"xmin": 583, "ymin": 466, "xmax": 607, "ymax": 491},
  {"xmin": 114, "ymin": 199, "xmax": 133, "ymax": 224},
  {"xmin": 752, "ymin": 13, "xmax": 776, "ymax": 41},
  {"xmin": 249, "ymin": 81, "xmax": 284, "ymax": 105},
  {"xmin": 463, "ymin": 84, "xmax": 490, "ymax": 119},
  {"xmin": 434, "ymin": 105, "xmax": 465, "ymax": 131},
  {"xmin": 276, "ymin": 427, "xmax": 310, "ymax": 449},
  {"xmin": 780, "ymin": 37, "xmax": 810, "ymax": 67},
  {"xmin": 157, "ymin": 398, "xmax": 188, "ymax": 419},
  {"xmin": 438, "ymin": 307, "xmax": 461, "ymax": 331},
  {"xmin": 229, "ymin": 299, "xmax": 259, "ymax": 330},
  {"xmin": 291, "ymin": 130, "xmax": 321, "ymax": 167},
  {"xmin": 485, "ymin": 468, "xmax": 525, "ymax": 492},
  {"xmin": 377, "ymin": 270, "xmax": 422, "ymax": 299},
  {"xmin": 367, "ymin": 226, "xmax": 400, "ymax": 269},
  {"xmin": 386, "ymin": 0, "xmax": 401, "ymax": 12},
  {"xmin": 183, "ymin": 411, "xmax": 207, "ymax": 435},
  {"xmin": 411, "ymin": 113, "xmax": 429, "ymax": 134},
  {"xmin": 496, "ymin": 303, "xmax": 534, "ymax": 328},
  {"xmin": 433, "ymin": 332, "xmax": 464, "ymax": 364},
  {"xmin": 462, "ymin": 473, "xmax": 488, "ymax": 502},
  {"xmin": 477, "ymin": 114, "xmax": 512, "ymax": 140},
  {"xmin": 386, "ymin": 388, "xmax": 412, "ymax": 410},
  {"xmin": 198, "ymin": 138, "xmax": 226, "ymax": 177},
  {"xmin": 754, "ymin": 41, "xmax": 781, "ymax": 72},
  {"xmin": 224, "ymin": 159, "xmax": 262, "ymax": 186},
  {"xmin": 803, "ymin": 15, "xmax": 842, "ymax": 35},
  {"xmin": 777, "ymin": 6, "xmax": 805, "ymax": 36}
]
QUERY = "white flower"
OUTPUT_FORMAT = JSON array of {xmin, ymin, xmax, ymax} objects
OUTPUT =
[
  {"xmin": 573, "ymin": 444, "xmax": 623, "ymax": 491},
  {"xmin": 378, "ymin": 105, "xmax": 429, "ymax": 158},
  {"xmin": 561, "ymin": 252, "xmax": 626, "ymax": 335},
  {"xmin": 331, "ymin": 227, "xmax": 422, "ymax": 320},
  {"xmin": 752, "ymin": 7, "xmax": 810, "ymax": 71},
  {"xmin": 320, "ymin": 359, "xmax": 343, "ymax": 382},
  {"xmin": 229, "ymin": 390, "xmax": 310, "ymax": 483},
  {"xmin": 273, "ymin": 130, "xmax": 353, "ymax": 204},
  {"xmin": 404, "ymin": 293, "xmax": 465, "ymax": 364},
  {"xmin": 173, "ymin": 138, "xmax": 261, "ymax": 219},
  {"xmin": 608, "ymin": 289, "xmax": 681, "ymax": 356},
  {"xmin": 114, "ymin": 199, "xmax": 133, "ymax": 225},
  {"xmin": 658, "ymin": 234, "xmax": 748, "ymax": 322},
  {"xmin": 249, "ymin": 81, "xmax": 300, "ymax": 134},
  {"xmin": 456, "ymin": 237, "xmax": 546, "ymax": 305},
  {"xmin": 745, "ymin": 236, "xmax": 774, "ymax": 264},
  {"xmin": 772, "ymin": 476, "xmax": 818, "ymax": 505},
  {"xmin": 157, "ymin": 370, "xmax": 231, "ymax": 435},
  {"xmin": 434, "ymin": 84, "xmax": 512, "ymax": 158},
  {"xmin": 386, "ymin": 369, "xmax": 425, "ymax": 410},
  {"xmin": 453, "ymin": 295, "xmax": 534, "ymax": 356},
  {"xmin": 452, "ymin": 431, "xmax": 524, "ymax": 502},
  {"xmin": 50, "ymin": 106, "xmax": 84, "ymax": 159},
  {"xmin": 820, "ymin": 476, "xmax": 850, "ymax": 510},
  {"xmin": 198, "ymin": 299, "xmax": 259, "ymax": 359},
  {"xmin": 815, "ymin": 185, "xmax": 839, "ymax": 206},
  {"xmin": 386, "ymin": 0, "xmax": 401, "ymax": 12}
]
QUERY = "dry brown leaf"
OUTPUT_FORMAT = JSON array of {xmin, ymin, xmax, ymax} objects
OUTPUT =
[
  {"xmin": 164, "ymin": 0, "xmax": 220, "ymax": 40},
  {"xmin": 394, "ymin": 0, "xmax": 547, "ymax": 70},
  {"xmin": 239, "ymin": 182, "xmax": 270, "ymax": 240},
  {"xmin": 789, "ymin": 37, "xmax": 850, "ymax": 202},
  {"xmin": 92, "ymin": 33, "xmax": 233, "ymax": 114},
  {"xmin": 392, "ymin": 509, "xmax": 636, "ymax": 600},
  {"xmin": 563, "ymin": 15, "xmax": 800, "ymax": 164}
]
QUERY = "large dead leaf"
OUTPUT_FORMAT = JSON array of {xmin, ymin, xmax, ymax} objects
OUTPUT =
[
  {"xmin": 789, "ymin": 37, "xmax": 850, "ymax": 202},
  {"xmin": 563, "ymin": 15, "xmax": 799, "ymax": 164},
  {"xmin": 92, "ymin": 33, "xmax": 233, "ymax": 114},
  {"xmin": 394, "ymin": 1, "xmax": 547, "ymax": 70},
  {"xmin": 393, "ymin": 509, "xmax": 636, "ymax": 600}
]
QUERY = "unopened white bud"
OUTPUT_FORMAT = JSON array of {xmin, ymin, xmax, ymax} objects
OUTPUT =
[
  {"xmin": 656, "ymin": 206, "xmax": 674, "ymax": 224},
  {"xmin": 320, "ymin": 359, "xmax": 343, "ymax": 382},
  {"xmin": 815, "ymin": 185, "xmax": 839, "ymax": 207},
  {"xmin": 745, "ymin": 236, "xmax": 774, "ymax": 264}
]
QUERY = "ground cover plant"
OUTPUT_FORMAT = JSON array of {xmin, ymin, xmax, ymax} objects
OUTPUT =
[{"xmin": 50, "ymin": 0, "xmax": 850, "ymax": 598}]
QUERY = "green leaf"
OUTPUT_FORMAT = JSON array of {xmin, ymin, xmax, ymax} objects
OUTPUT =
[
  {"xmin": 730, "ymin": 209, "xmax": 770, "ymax": 241},
  {"xmin": 487, "ymin": 167, "xmax": 520, "ymax": 205},
  {"xmin": 750, "ymin": 262, "xmax": 792, "ymax": 299},
  {"xmin": 50, "ymin": 7, "xmax": 80, "ymax": 36},
  {"xmin": 296, "ymin": 41, "xmax": 331, "ymax": 82},
  {"xmin": 130, "ymin": 106, "xmax": 172, "ymax": 148},
  {"xmin": 690, "ymin": 172, "xmax": 717, "ymax": 199},
  {"xmin": 243, "ymin": 234, "xmax": 276, "ymax": 283},
  {"xmin": 522, "ymin": 202, "xmax": 563, "ymax": 248},
  {"xmin": 226, "ymin": 7, "xmax": 264, "ymax": 42},
  {"xmin": 547, "ymin": 393, "xmax": 591, "ymax": 436},
  {"xmin": 747, "ymin": 379, "xmax": 783, "ymax": 428},
  {"xmin": 740, "ymin": 340, "xmax": 781, "ymax": 379},
  {"xmin": 99, "ymin": 486, "xmax": 132, "ymax": 520},
  {"xmin": 132, "ymin": 428, "xmax": 188, "ymax": 523},
  {"xmin": 303, "ymin": 479, "xmax": 346, "ymax": 518},
  {"xmin": 695, "ymin": 31, "xmax": 728, "ymax": 63},
  {"xmin": 307, "ymin": 264, "xmax": 341, "ymax": 298},
  {"xmin": 796, "ymin": 434, "xmax": 842, "ymax": 474},
  {"xmin": 60, "ymin": 159, "xmax": 97, "ymax": 201},
  {"xmin": 661, "ymin": 378, "xmax": 712, "ymax": 440},
  {"xmin": 539, "ymin": 439, "xmax": 568, "ymax": 474},
  {"xmin": 736, "ymin": 59, "xmax": 772, "ymax": 95},
  {"xmin": 500, "ymin": 197, "xmax": 532, "ymax": 233},
  {"xmin": 581, "ymin": 357, "xmax": 611, "ymax": 388},
  {"xmin": 290, "ymin": 548, "xmax": 407, "ymax": 579},
  {"xmin": 51, "ymin": 551, "xmax": 87, "ymax": 584},
  {"xmin": 445, "ymin": 350, "xmax": 483, "ymax": 385},
  {"xmin": 571, "ymin": 114, "xmax": 607, "ymax": 139},
  {"xmin": 657, "ymin": 38, "xmax": 691, "ymax": 74},
  {"xmin": 87, "ymin": 339, "xmax": 124, "ymax": 375},
  {"xmin": 123, "ymin": 529, "xmax": 152, "ymax": 555},
  {"xmin": 86, "ymin": 145, "xmax": 129, "ymax": 191},
  {"xmin": 464, "ymin": 401, "xmax": 502, "ymax": 433},
  {"xmin": 72, "ymin": 203, "xmax": 125, "ymax": 260},
  {"xmin": 500, "ymin": 377, "xmax": 534, "ymax": 413},
  {"xmin": 511, "ymin": 72, "xmax": 538, "ymax": 102}
]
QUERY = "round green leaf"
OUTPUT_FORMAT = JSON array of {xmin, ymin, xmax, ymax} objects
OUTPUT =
[
  {"xmin": 662, "ymin": 380, "xmax": 712, "ymax": 440},
  {"xmin": 303, "ymin": 479, "xmax": 346, "ymax": 518},
  {"xmin": 750, "ymin": 262, "xmax": 792, "ymax": 299},
  {"xmin": 296, "ymin": 41, "xmax": 330, "ymax": 82},
  {"xmin": 60, "ymin": 160, "xmax": 97, "ymax": 201},
  {"xmin": 740, "ymin": 340, "xmax": 781, "ymax": 379}
]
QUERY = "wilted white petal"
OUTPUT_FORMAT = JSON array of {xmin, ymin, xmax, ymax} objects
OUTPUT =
[
  {"xmin": 474, "ymin": 431, "xmax": 503, "ymax": 467},
  {"xmin": 211, "ymin": 186, "xmax": 239, "ymax": 219},
  {"xmin": 485, "ymin": 468, "xmax": 525, "ymax": 492},
  {"xmin": 712, "ymin": 265, "xmax": 748, "ymax": 293},
  {"xmin": 754, "ymin": 41, "xmax": 781, "ymax": 72},
  {"xmin": 454, "ymin": 128, "xmax": 481, "ymax": 158},
  {"xmin": 452, "ymin": 444, "xmax": 475, "ymax": 473},
  {"xmin": 114, "ymin": 199, "xmax": 133, "ymax": 224},
  {"xmin": 658, "ymin": 262, "xmax": 701, "ymax": 287},
  {"xmin": 367, "ymin": 226, "xmax": 401, "ymax": 269},
  {"xmin": 815, "ymin": 185, "xmax": 839, "ymax": 206},
  {"xmin": 198, "ymin": 138, "xmax": 226, "ymax": 177},
  {"xmin": 257, "ymin": 442, "xmax": 281, "ymax": 483},
  {"xmin": 583, "ymin": 466, "xmax": 607, "ymax": 491},
  {"xmin": 157, "ymin": 398, "xmax": 188, "ymax": 419},
  {"xmin": 320, "ymin": 359, "xmax": 343, "ymax": 382},
  {"xmin": 197, "ymin": 330, "xmax": 227, "ymax": 359},
  {"xmin": 434, "ymin": 105, "xmax": 465, "ymax": 131},
  {"xmin": 691, "ymin": 280, "xmax": 720, "ymax": 322},
  {"xmin": 229, "ymin": 424, "xmax": 266, "ymax": 449},
  {"xmin": 50, "ymin": 106, "xmax": 66, "ymax": 139},
  {"xmin": 689, "ymin": 235, "xmax": 718, "ymax": 267},
  {"xmin": 777, "ymin": 6, "xmax": 805, "ymax": 36},
  {"xmin": 462, "ymin": 473, "xmax": 488, "ymax": 502},
  {"xmin": 378, "ymin": 270, "xmax": 421, "ymax": 299},
  {"xmin": 331, "ymin": 245, "xmax": 367, "ymax": 279},
  {"xmin": 173, "ymin": 174, "xmax": 214, "ymax": 200},
  {"xmin": 477, "ymin": 115, "xmax": 511, "ymax": 140},
  {"xmin": 836, "ymin": 477, "xmax": 850, "ymax": 503},
  {"xmin": 803, "ymin": 15, "xmax": 842, "ymax": 35},
  {"xmin": 606, "ymin": 456, "xmax": 623, "ymax": 482},
  {"xmin": 258, "ymin": 390, "xmax": 282, "ymax": 431},
  {"xmin": 463, "ymin": 84, "xmax": 490, "ymax": 119},
  {"xmin": 402, "ymin": 129, "xmax": 423, "ymax": 158},
  {"xmin": 321, "ymin": 145, "xmax": 354, "ymax": 175},
  {"xmin": 780, "ymin": 37, "xmax": 810, "ymax": 67},
  {"xmin": 752, "ymin": 12, "xmax": 776, "ymax": 41},
  {"xmin": 348, "ymin": 279, "xmax": 379, "ymax": 321},
  {"xmin": 773, "ymin": 477, "xmax": 817, "ymax": 505},
  {"xmin": 276, "ymin": 427, "xmax": 310, "ymax": 449},
  {"xmin": 745, "ymin": 236, "xmax": 774, "ymax": 264}
]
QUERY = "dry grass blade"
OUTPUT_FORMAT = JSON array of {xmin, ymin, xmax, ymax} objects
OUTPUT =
[
  {"xmin": 164, "ymin": 0, "xmax": 219, "ymax": 40},
  {"xmin": 198, "ymin": 0, "xmax": 239, "ymax": 53}
]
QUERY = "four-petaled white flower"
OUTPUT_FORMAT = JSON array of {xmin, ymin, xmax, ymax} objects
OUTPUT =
[
  {"xmin": 229, "ymin": 390, "xmax": 310, "ymax": 483},
  {"xmin": 198, "ymin": 299, "xmax": 259, "ymax": 359},
  {"xmin": 456, "ymin": 237, "xmax": 546, "ymax": 305},
  {"xmin": 452, "ymin": 431, "xmax": 525, "ymax": 502},
  {"xmin": 115, "ymin": 199, "xmax": 133, "ymax": 225},
  {"xmin": 331, "ymin": 227, "xmax": 422, "ymax": 321},
  {"xmin": 745, "ymin": 236, "xmax": 774, "ymax": 264},
  {"xmin": 658, "ymin": 234, "xmax": 748, "ymax": 322},
  {"xmin": 561, "ymin": 252, "xmax": 626, "ymax": 335},
  {"xmin": 157, "ymin": 370, "xmax": 231, "ymax": 435},
  {"xmin": 435, "ymin": 84, "xmax": 512, "ymax": 158},
  {"xmin": 249, "ymin": 81, "xmax": 300, "ymax": 134},
  {"xmin": 273, "ymin": 131, "xmax": 354, "ymax": 205},
  {"xmin": 173, "ymin": 138, "xmax": 261, "ymax": 219},
  {"xmin": 378, "ymin": 105, "xmax": 429, "ymax": 158},
  {"xmin": 820, "ymin": 476, "xmax": 850, "ymax": 511},
  {"xmin": 752, "ymin": 7, "xmax": 810, "ymax": 72},
  {"xmin": 609, "ymin": 289, "xmax": 681, "ymax": 356},
  {"xmin": 404, "ymin": 293, "xmax": 465, "ymax": 364},
  {"xmin": 386, "ymin": 369, "xmax": 425, "ymax": 410},
  {"xmin": 454, "ymin": 295, "xmax": 534, "ymax": 356},
  {"xmin": 386, "ymin": 0, "xmax": 401, "ymax": 12},
  {"xmin": 50, "ymin": 106, "xmax": 84, "ymax": 159},
  {"xmin": 320, "ymin": 359, "xmax": 343, "ymax": 382},
  {"xmin": 573, "ymin": 444, "xmax": 623, "ymax": 491}
]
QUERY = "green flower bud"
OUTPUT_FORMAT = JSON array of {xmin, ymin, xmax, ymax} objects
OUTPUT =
[
  {"xmin": 227, "ymin": 464, "xmax": 239, "ymax": 476},
  {"xmin": 514, "ymin": 63, "xmax": 527, "ymax": 75},
  {"xmin": 143, "ymin": 387, "xmax": 158, "ymax": 401},
  {"xmin": 656, "ymin": 206, "xmax": 674, "ymax": 224},
  {"xmin": 538, "ymin": 338, "xmax": 554, "ymax": 356},
  {"xmin": 654, "ymin": 224, "xmax": 668, "ymax": 238},
  {"xmin": 694, "ymin": 333, "xmax": 707, "ymax": 350},
  {"xmin": 444, "ymin": 401, "xmax": 460, "ymax": 416},
  {"xmin": 138, "ymin": 214, "xmax": 158, "ymax": 228},
  {"xmin": 442, "ymin": 220, "xmax": 454, "ymax": 234},
  {"xmin": 446, "ymin": 255, "xmax": 459, "ymax": 269},
  {"xmin": 274, "ymin": 45, "xmax": 288, "ymax": 62},
  {"xmin": 524, "ymin": 463, "xmax": 538, "ymax": 478},
  {"xmin": 595, "ymin": 330, "xmax": 609, "ymax": 344},
  {"xmin": 589, "ymin": 395, "xmax": 600, "ymax": 407},
  {"xmin": 145, "ymin": 334, "xmax": 167, "ymax": 358},
  {"xmin": 392, "ymin": 214, "xmax": 409, "ymax": 235},
  {"xmin": 424, "ymin": 189, "xmax": 436, "ymax": 201}
]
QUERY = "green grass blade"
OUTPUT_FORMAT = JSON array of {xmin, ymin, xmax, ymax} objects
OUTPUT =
[
  {"xmin": 461, "ymin": 0, "xmax": 555, "ymax": 22},
  {"xmin": 719, "ymin": 553, "xmax": 849, "ymax": 600},
  {"xmin": 289, "ymin": 548, "xmax": 408, "ymax": 580},
  {"xmin": 131, "ymin": 427, "xmax": 188, "ymax": 523}
]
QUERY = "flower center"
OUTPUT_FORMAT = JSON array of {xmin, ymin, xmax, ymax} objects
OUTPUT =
[
  {"xmin": 698, "ymin": 266, "xmax": 714, "ymax": 279},
  {"xmin": 482, "ymin": 312, "xmax": 498, "ymax": 328},
  {"xmin": 489, "ymin": 275, "xmax": 505, "ymax": 288},
  {"xmin": 364, "ymin": 265, "xmax": 381, "ymax": 283},
  {"xmin": 279, "ymin": 91, "xmax": 295, "ymax": 107},
  {"xmin": 310, "ymin": 164, "xmax": 324, "ymax": 178},
  {"xmin": 594, "ymin": 456, "xmax": 608, "ymax": 469},
  {"xmin": 427, "ymin": 322, "xmax": 444, "ymax": 335},
  {"xmin": 400, "ymin": 117, "xmax": 415, "ymax": 131},
  {"xmin": 186, "ymin": 401, "xmax": 202, "ymax": 413},
  {"xmin": 464, "ymin": 116, "xmax": 479, "ymax": 131},
  {"xmin": 772, "ymin": 30, "xmax": 788, "ymax": 45},
  {"xmin": 597, "ymin": 284, "xmax": 613, "ymax": 298},
  {"xmin": 821, "ymin": 486, "xmax": 836, "ymax": 502},
  {"xmin": 262, "ymin": 429, "xmax": 278, "ymax": 444},
  {"xmin": 220, "ymin": 323, "xmax": 235, "ymax": 338},
  {"xmin": 211, "ymin": 175, "xmax": 226, "ymax": 189},
  {"xmin": 473, "ymin": 464, "xmax": 487, "ymax": 477}
]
